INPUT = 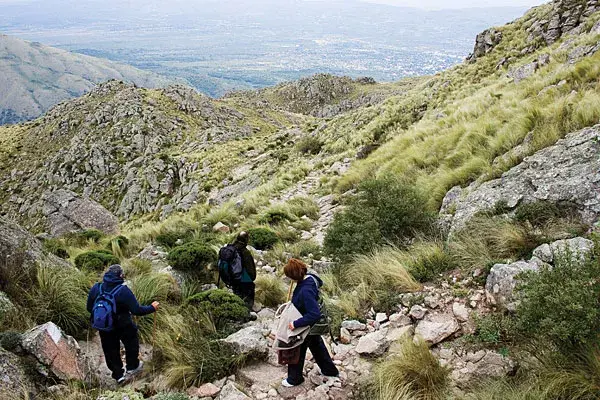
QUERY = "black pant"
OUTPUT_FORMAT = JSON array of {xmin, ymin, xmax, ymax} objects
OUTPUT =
[
  {"xmin": 232, "ymin": 281, "xmax": 255, "ymax": 310},
  {"xmin": 99, "ymin": 324, "xmax": 140, "ymax": 380},
  {"xmin": 287, "ymin": 335, "xmax": 339, "ymax": 385}
]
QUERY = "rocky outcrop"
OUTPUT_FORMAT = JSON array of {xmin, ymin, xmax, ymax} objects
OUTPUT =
[
  {"xmin": 527, "ymin": 0, "xmax": 600, "ymax": 45},
  {"xmin": 21, "ymin": 322, "xmax": 85, "ymax": 381},
  {"xmin": 0, "ymin": 216, "xmax": 70, "ymax": 275},
  {"xmin": 223, "ymin": 326, "xmax": 269, "ymax": 357},
  {"xmin": 485, "ymin": 258, "xmax": 546, "ymax": 310},
  {"xmin": 0, "ymin": 348, "xmax": 36, "ymax": 398},
  {"xmin": 443, "ymin": 125, "xmax": 600, "ymax": 233},
  {"xmin": 467, "ymin": 28, "xmax": 503, "ymax": 62},
  {"xmin": 436, "ymin": 348, "xmax": 516, "ymax": 388},
  {"xmin": 532, "ymin": 237, "xmax": 595, "ymax": 264},
  {"xmin": 415, "ymin": 314, "xmax": 460, "ymax": 345},
  {"xmin": 42, "ymin": 189, "xmax": 119, "ymax": 236}
]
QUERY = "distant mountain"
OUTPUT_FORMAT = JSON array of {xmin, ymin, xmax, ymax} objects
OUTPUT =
[{"xmin": 0, "ymin": 34, "xmax": 172, "ymax": 125}]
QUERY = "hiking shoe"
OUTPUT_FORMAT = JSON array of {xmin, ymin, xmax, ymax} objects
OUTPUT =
[
  {"xmin": 281, "ymin": 379, "xmax": 295, "ymax": 387},
  {"xmin": 126, "ymin": 360, "xmax": 144, "ymax": 376},
  {"xmin": 249, "ymin": 312, "xmax": 258, "ymax": 321},
  {"xmin": 116, "ymin": 376, "xmax": 126, "ymax": 385}
]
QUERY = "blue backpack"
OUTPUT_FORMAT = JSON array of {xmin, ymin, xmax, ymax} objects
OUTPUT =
[{"xmin": 91, "ymin": 284, "xmax": 124, "ymax": 332}]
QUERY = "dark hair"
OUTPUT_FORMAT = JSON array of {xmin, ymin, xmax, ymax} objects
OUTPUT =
[
  {"xmin": 284, "ymin": 258, "xmax": 308, "ymax": 281},
  {"xmin": 107, "ymin": 264, "xmax": 123, "ymax": 276},
  {"xmin": 235, "ymin": 231, "xmax": 249, "ymax": 246}
]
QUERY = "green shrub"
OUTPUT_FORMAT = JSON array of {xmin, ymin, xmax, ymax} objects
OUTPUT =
[
  {"xmin": 260, "ymin": 205, "xmax": 295, "ymax": 225},
  {"xmin": 296, "ymin": 136, "xmax": 323, "ymax": 155},
  {"xmin": 64, "ymin": 229, "xmax": 104, "ymax": 246},
  {"xmin": 168, "ymin": 242, "xmax": 217, "ymax": 282},
  {"xmin": 153, "ymin": 393, "xmax": 190, "ymax": 400},
  {"xmin": 74, "ymin": 250, "xmax": 119, "ymax": 272},
  {"xmin": 516, "ymin": 251, "xmax": 600, "ymax": 348},
  {"xmin": 248, "ymin": 228, "xmax": 279, "ymax": 250},
  {"xmin": 407, "ymin": 242, "xmax": 456, "ymax": 283},
  {"xmin": 98, "ymin": 390, "xmax": 144, "ymax": 400},
  {"xmin": 156, "ymin": 231, "xmax": 193, "ymax": 248},
  {"xmin": 514, "ymin": 201, "xmax": 561, "ymax": 226},
  {"xmin": 42, "ymin": 238, "xmax": 69, "ymax": 259},
  {"xmin": 0, "ymin": 331, "xmax": 23, "ymax": 351},
  {"xmin": 287, "ymin": 196, "xmax": 320, "ymax": 220},
  {"xmin": 324, "ymin": 177, "xmax": 435, "ymax": 261},
  {"xmin": 472, "ymin": 312, "xmax": 518, "ymax": 345},
  {"xmin": 188, "ymin": 289, "xmax": 248, "ymax": 330},
  {"xmin": 255, "ymin": 275, "xmax": 287, "ymax": 307}
]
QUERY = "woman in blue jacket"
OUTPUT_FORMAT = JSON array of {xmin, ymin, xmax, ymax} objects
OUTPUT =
[{"xmin": 282, "ymin": 258, "xmax": 339, "ymax": 387}]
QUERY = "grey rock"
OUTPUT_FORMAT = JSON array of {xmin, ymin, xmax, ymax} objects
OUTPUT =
[
  {"xmin": 385, "ymin": 325, "xmax": 414, "ymax": 343},
  {"xmin": 447, "ymin": 126, "xmax": 600, "ymax": 234},
  {"xmin": 415, "ymin": 314, "xmax": 460, "ymax": 345},
  {"xmin": 341, "ymin": 320, "xmax": 367, "ymax": 331},
  {"xmin": 42, "ymin": 189, "xmax": 119, "ymax": 237},
  {"xmin": 451, "ymin": 350, "xmax": 516, "ymax": 388},
  {"xmin": 0, "ymin": 291, "xmax": 16, "ymax": 316},
  {"xmin": 467, "ymin": 28, "xmax": 503, "ymax": 62},
  {"xmin": 0, "ymin": 348, "xmax": 35, "ymax": 398},
  {"xmin": 452, "ymin": 303, "xmax": 470, "ymax": 323},
  {"xmin": 217, "ymin": 382, "xmax": 250, "ymax": 400},
  {"xmin": 508, "ymin": 62, "xmax": 538, "ymax": 83},
  {"xmin": 389, "ymin": 313, "xmax": 412, "ymax": 327},
  {"xmin": 356, "ymin": 330, "xmax": 389, "ymax": 356},
  {"xmin": 312, "ymin": 260, "xmax": 335, "ymax": 273},
  {"xmin": 485, "ymin": 259, "xmax": 546, "ymax": 310},
  {"xmin": 527, "ymin": 0, "xmax": 600, "ymax": 45},
  {"xmin": 532, "ymin": 237, "xmax": 594, "ymax": 264},
  {"xmin": 223, "ymin": 326, "xmax": 269, "ymax": 356},
  {"xmin": 409, "ymin": 305, "xmax": 427, "ymax": 320}
]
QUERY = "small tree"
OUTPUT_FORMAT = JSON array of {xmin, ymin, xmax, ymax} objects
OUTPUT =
[{"xmin": 168, "ymin": 242, "xmax": 217, "ymax": 282}]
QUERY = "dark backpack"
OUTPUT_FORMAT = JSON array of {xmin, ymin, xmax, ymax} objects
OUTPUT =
[
  {"xmin": 306, "ymin": 275, "xmax": 333, "ymax": 338},
  {"xmin": 91, "ymin": 284, "xmax": 124, "ymax": 332},
  {"xmin": 218, "ymin": 244, "xmax": 243, "ymax": 287}
]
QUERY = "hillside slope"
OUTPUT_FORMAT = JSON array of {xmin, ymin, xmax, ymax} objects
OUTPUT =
[{"xmin": 0, "ymin": 34, "xmax": 172, "ymax": 125}]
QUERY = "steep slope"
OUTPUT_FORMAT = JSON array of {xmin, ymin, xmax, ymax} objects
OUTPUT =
[{"xmin": 0, "ymin": 34, "xmax": 172, "ymax": 125}]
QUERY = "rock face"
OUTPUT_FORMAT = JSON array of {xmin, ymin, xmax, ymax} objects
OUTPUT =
[
  {"xmin": 21, "ymin": 322, "xmax": 85, "ymax": 381},
  {"xmin": 0, "ymin": 348, "xmax": 35, "ymax": 398},
  {"xmin": 485, "ymin": 259, "xmax": 545, "ymax": 310},
  {"xmin": 444, "ymin": 125, "xmax": 600, "ymax": 233},
  {"xmin": 223, "ymin": 326, "xmax": 269, "ymax": 356},
  {"xmin": 42, "ymin": 189, "xmax": 119, "ymax": 236},
  {"xmin": 0, "ymin": 216, "xmax": 70, "ymax": 274},
  {"xmin": 467, "ymin": 28, "xmax": 503, "ymax": 62},
  {"xmin": 532, "ymin": 237, "xmax": 595, "ymax": 264},
  {"xmin": 527, "ymin": 0, "xmax": 600, "ymax": 45}
]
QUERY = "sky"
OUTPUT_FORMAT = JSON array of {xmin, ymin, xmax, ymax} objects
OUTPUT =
[{"xmin": 0, "ymin": 0, "xmax": 549, "ymax": 8}]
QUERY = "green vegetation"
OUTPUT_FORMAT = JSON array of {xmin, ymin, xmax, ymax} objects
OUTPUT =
[
  {"xmin": 42, "ymin": 238, "xmax": 69, "ymax": 259},
  {"xmin": 188, "ymin": 289, "xmax": 249, "ymax": 330},
  {"xmin": 168, "ymin": 242, "xmax": 218, "ymax": 282},
  {"xmin": 248, "ymin": 227, "xmax": 279, "ymax": 250},
  {"xmin": 64, "ymin": 229, "xmax": 104, "ymax": 246},
  {"xmin": 255, "ymin": 275, "xmax": 287, "ymax": 307},
  {"xmin": 324, "ymin": 177, "xmax": 435, "ymax": 261},
  {"xmin": 74, "ymin": 250, "xmax": 120, "ymax": 272},
  {"xmin": 296, "ymin": 135, "xmax": 323, "ymax": 154}
]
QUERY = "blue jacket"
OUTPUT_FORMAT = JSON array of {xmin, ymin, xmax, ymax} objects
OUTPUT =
[
  {"xmin": 292, "ymin": 273, "xmax": 323, "ymax": 328},
  {"xmin": 86, "ymin": 271, "xmax": 155, "ymax": 328}
]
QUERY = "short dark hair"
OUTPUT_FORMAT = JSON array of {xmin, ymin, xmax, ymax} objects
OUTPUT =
[
  {"xmin": 284, "ymin": 258, "xmax": 308, "ymax": 281},
  {"xmin": 236, "ymin": 231, "xmax": 249, "ymax": 245},
  {"xmin": 107, "ymin": 264, "xmax": 123, "ymax": 276}
]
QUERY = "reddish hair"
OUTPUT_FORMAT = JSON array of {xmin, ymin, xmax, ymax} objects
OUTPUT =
[{"xmin": 284, "ymin": 258, "xmax": 308, "ymax": 281}]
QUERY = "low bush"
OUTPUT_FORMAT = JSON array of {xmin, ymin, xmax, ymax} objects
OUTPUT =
[
  {"xmin": 188, "ymin": 289, "xmax": 248, "ymax": 330},
  {"xmin": 260, "ymin": 204, "xmax": 295, "ymax": 225},
  {"xmin": 513, "ymin": 200, "xmax": 561, "ymax": 227},
  {"xmin": 374, "ymin": 337, "xmax": 450, "ymax": 400},
  {"xmin": 296, "ymin": 136, "xmax": 322, "ymax": 155},
  {"xmin": 255, "ymin": 275, "xmax": 287, "ymax": 307},
  {"xmin": 471, "ymin": 312, "xmax": 518, "ymax": 345},
  {"xmin": 516, "ymin": 251, "xmax": 600, "ymax": 348},
  {"xmin": 287, "ymin": 196, "xmax": 320, "ymax": 220},
  {"xmin": 324, "ymin": 177, "xmax": 435, "ymax": 261},
  {"xmin": 168, "ymin": 242, "xmax": 217, "ymax": 282},
  {"xmin": 156, "ymin": 231, "xmax": 193, "ymax": 249},
  {"xmin": 74, "ymin": 250, "xmax": 120, "ymax": 272},
  {"xmin": 248, "ymin": 228, "xmax": 279, "ymax": 250},
  {"xmin": 64, "ymin": 229, "xmax": 104, "ymax": 246},
  {"xmin": 42, "ymin": 238, "xmax": 69, "ymax": 259}
]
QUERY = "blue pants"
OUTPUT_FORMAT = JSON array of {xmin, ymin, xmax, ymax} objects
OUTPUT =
[
  {"xmin": 99, "ymin": 324, "xmax": 140, "ymax": 380},
  {"xmin": 287, "ymin": 335, "xmax": 339, "ymax": 385}
]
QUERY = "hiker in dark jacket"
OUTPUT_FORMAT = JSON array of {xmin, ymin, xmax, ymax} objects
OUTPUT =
[
  {"xmin": 231, "ymin": 231, "xmax": 256, "ymax": 309},
  {"xmin": 87, "ymin": 264, "xmax": 159, "ymax": 384},
  {"xmin": 282, "ymin": 258, "xmax": 339, "ymax": 387}
]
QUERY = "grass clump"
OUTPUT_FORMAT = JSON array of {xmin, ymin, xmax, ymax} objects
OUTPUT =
[
  {"xmin": 156, "ymin": 231, "xmax": 193, "ymax": 249},
  {"xmin": 248, "ymin": 227, "xmax": 279, "ymax": 250},
  {"xmin": 42, "ymin": 238, "xmax": 69, "ymax": 259},
  {"xmin": 296, "ymin": 136, "xmax": 323, "ymax": 155},
  {"xmin": 74, "ymin": 250, "xmax": 120, "ymax": 272},
  {"xmin": 374, "ymin": 338, "xmax": 450, "ymax": 400},
  {"xmin": 64, "ymin": 229, "xmax": 104, "ymax": 246},
  {"xmin": 168, "ymin": 242, "xmax": 217, "ymax": 282},
  {"xmin": 255, "ymin": 275, "xmax": 287, "ymax": 307},
  {"xmin": 287, "ymin": 196, "xmax": 320, "ymax": 220},
  {"xmin": 324, "ymin": 177, "xmax": 435, "ymax": 261},
  {"xmin": 405, "ymin": 241, "xmax": 456, "ymax": 283}
]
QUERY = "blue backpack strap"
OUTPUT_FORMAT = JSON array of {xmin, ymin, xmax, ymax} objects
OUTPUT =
[{"xmin": 108, "ymin": 284, "xmax": 124, "ymax": 296}]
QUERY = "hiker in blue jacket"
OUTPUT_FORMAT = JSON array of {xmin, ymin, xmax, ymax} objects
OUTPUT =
[
  {"xmin": 282, "ymin": 258, "xmax": 339, "ymax": 387},
  {"xmin": 87, "ymin": 264, "xmax": 159, "ymax": 384}
]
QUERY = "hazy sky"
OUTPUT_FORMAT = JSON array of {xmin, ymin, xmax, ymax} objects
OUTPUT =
[{"xmin": 0, "ymin": 0, "xmax": 548, "ymax": 8}]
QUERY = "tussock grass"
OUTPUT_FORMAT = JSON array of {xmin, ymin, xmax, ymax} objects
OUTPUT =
[
  {"xmin": 375, "ymin": 338, "xmax": 450, "ymax": 400},
  {"xmin": 255, "ymin": 275, "xmax": 287, "ymax": 307}
]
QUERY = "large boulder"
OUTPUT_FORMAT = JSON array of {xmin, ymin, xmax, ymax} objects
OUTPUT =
[
  {"xmin": 467, "ymin": 28, "xmax": 503, "ymax": 62},
  {"xmin": 0, "ymin": 348, "xmax": 36, "ymax": 398},
  {"xmin": 415, "ymin": 314, "xmax": 460, "ymax": 345},
  {"xmin": 532, "ymin": 237, "xmax": 594, "ymax": 264},
  {"xmin": 217, "ymin": 381, "xmax": 250, "ymax": 400},
  {"xmin": 444, "ymin": 126, "xmax": 600, "ymax": 234},
  {"xmin": 21, "ymin": 322, "xmax": 85, "ymax": 381},
  {"xmin": 222, "ymin": 326, "xmax": 269, "ymax": 357},
  {"xmin": 0, "ymin": 216, "xmax": 70, "ymax": 278},
  {"xmin": 485, "ymin": 258, "xmax": 546, "ymax": 310},
  {"xmin": 356, "ymin": 330, "xmax": 389, "ymax": 357},
  {"xmin": 42, "ymin": 189, "xmax": 119, "ymax": 237}
]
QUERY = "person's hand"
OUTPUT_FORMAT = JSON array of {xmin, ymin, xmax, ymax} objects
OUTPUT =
[
  {"xmin": 288, "ymin": 322, "xmax": 295, "ymax": 330},
  {"xmin": 152, "ymin": 301, "xmax": 160, "ymax": 311}
]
